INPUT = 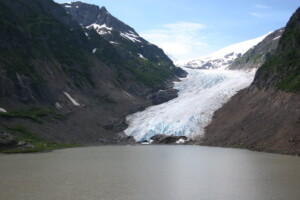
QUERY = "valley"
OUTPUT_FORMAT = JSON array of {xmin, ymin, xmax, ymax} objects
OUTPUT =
[
  {"xmin": 0, "ymin": 0, "xmax": 298, "ymax": 154},
  {"xmin": 0, "ymin": 1, "xmax": 299, "ymax": 200}
]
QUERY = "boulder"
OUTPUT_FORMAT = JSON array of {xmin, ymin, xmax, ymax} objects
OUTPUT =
[{"xmin": 0, "ymin": 131, "xmax": 18, "ymax": 147}]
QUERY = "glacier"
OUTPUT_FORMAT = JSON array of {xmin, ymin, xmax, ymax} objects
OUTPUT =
[{"xmin": 124, "ymin": 68, "xmax": 256, "ymax": 142}]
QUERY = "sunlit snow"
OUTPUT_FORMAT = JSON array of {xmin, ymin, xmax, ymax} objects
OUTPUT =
[
  {"xmin": 124, "ymin": 68, "xmax": 256, "ymax": 142},
  {"xmin": 0, "ymin": 107, "xmax": 7, "ymax": 113},
  {"xmin": 177, "ymin": 33, "xmax": 271, "ymax": 69},
  {"xmin": 63, "ymin": 92, "xmax": 80, "ymax": 106},
  {"xmin": 55, "ymin": 102, "xmax": 63, "ymax": 109},
  {"xmin": 138, "ymin": 53, "xmax": 147, "ymax": 60},
  {"xmin": 120, "ymin": 32, "xmax": 141, "ymax": 43},
  {"xmin": 273, "ymin": 36, "xmax": 281, "ymax": 41},
  {"xmin": 86, "ymin": 23, "xmax": 113, "ymax": 35},
  {"xmin": 109, "ymin": 41, "xmax": 119, "ymax": 44}
]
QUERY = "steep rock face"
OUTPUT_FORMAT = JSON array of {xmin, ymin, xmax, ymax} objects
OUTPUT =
[
  {"xmin": 202, "ymin": 8, "xmax": 300, "ymax": 155},
  {"xmin": 229, "ymin": 28, "xmax": 284, "ymax": 70},
  {"xmin": 253, "ymin": 8, "xmax": 300, "ymax": 92},
  {"xmin": 0, "ymin": 0, "xmax": 183, "ymax": 145}
]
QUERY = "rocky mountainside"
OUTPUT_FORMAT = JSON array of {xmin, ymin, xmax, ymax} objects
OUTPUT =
[
  {"xmin": 0, "ymin": 0, "xmax": 185, "ymax": 151},
  {"xmin": 202, "ymin": 8, "xmax": 300, "ymax": 155},
  {"xmin": 228, "ymin": 28, "xmax": 284, "ymax": 70},
  {"xmin": 62, "ymin": 2, "xmax": 186, "ymax": 83},
  {"xmin": 179, "ymin": 34, "xmax": 269, "ymax": 69}
]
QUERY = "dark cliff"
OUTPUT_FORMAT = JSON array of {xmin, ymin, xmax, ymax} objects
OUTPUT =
[{"xmin": 253, "ymin": 8, "xmax": 300, "ymax": 92}]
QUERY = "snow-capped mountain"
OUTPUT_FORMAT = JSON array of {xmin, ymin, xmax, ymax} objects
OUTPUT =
[
  {"xmin": 178, "ymin": 33, "xmax": 271, "ymax": 70},
  {"xmin": 63, "ymin": 2, "xmax": 142, "ymax": 43},
  {"xmin": 228, "ymin": 28, "xmax": 284, "ymax": 70},
  {"xmin": 62, "ymin": 1, "xmax": 186, "ymax": 78}
]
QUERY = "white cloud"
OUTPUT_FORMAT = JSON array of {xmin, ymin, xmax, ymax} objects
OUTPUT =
[
  {"xmin": 249, "ymin": 12, "xmax": 264, "ymax": 18},
  {"xmin": 255, "ymin": 4, "xmax": 272, "ymax": 9},
  {"xmin": 140, "ymin": 22, "xmax": 209, "ymax": 62}
]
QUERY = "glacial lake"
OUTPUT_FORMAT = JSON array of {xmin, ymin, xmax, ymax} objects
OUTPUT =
[{"xmin": 0, "ymin": 145, "xmax": 299, "ymax": 200}]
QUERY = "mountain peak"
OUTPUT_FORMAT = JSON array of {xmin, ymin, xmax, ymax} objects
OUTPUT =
[
  {"xmin": 179, "ymin": 33, "xmax": 271, "ymax": 70},
  {"xmin": 100, "ymin": 6, "xmax": 108, "ymax": 13},
  {"xmin": 61, "ymin": 1, "xmax": 186, "ymax": 80},
  {"xmin": 62, "ymin": 2, "xmax": 137, "ymax": 35}
]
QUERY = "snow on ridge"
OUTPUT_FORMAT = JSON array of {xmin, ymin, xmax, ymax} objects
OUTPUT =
[
  {"xmin": 63, "ymin": 91, "xmax": 80, "ymax": 106},
  {"xmin": 62, "ymin": 1, "xmax": 84, "ymax": 4},
  {"xmin": 178, "ymin": 32, "xmax": 272, "ymax": 69},
  {"xmin": 205, "ymin": 32, "xmax": 271, "ymax": 60}
]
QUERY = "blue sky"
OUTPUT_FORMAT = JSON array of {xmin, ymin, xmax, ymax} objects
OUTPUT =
[{"xmin": 56, "ymin": 0, "xmax": 300, "ymax": 61}]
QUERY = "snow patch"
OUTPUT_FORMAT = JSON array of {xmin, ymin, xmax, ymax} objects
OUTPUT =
[
  {"xmin": 86, "ymin": 23, "xmax": 113, "ymax": 35},
  {"xmin": 138, "ymin": 53, "xmax": 147, "ymax": 60},
  {"xmin": 0, "ymin": 107, "xmax": 7, "ymax": 113},
  {"xmin": 55, "ymin": 102, "xmax": 63, "ymax": 109},
  {"xmin": 122, "ymin": 91, "xmax": 135, "ymax": 100},
  {"xmin": 93, "ymin": 48, "xmax": 97, "ymax": 54},
  {"xmin": 109, "ymin": 41, "xmax": 119, "ymax": 45},
  {"xmin": 273, "ymin": 36, "xmax": 281, "ymax": 41},
  {"xmin": 120, "ymin": 32, "xmax": 141, "ymax": 43},
  {"xmin": 63, "ymin": 92, "xmax": 80, "ymax": 106},
  {"xmin": 64, "ymin": 5, "xmax": 71, "ymax": 8}
]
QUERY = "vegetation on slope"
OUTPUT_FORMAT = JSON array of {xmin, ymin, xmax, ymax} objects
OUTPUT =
[
  {"xmin": 0, "ymin": 124, "xmax": 79, "ymax": 153},
  {"xmin": 253, "ymin": 8, "xmax": 300, "ymax": 92}
]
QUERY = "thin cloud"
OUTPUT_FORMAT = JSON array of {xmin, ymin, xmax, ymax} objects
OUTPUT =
[
  {"xmin": 255, "ymin": 4, "xmax": 272, "ymax": 9},
  {"xmin": 249, "ymin": 12, "xmax": 264, "ymax": 18},
  {"xmin": 140, "ymin": 22, "xmax": 209, "ymax": 61}
]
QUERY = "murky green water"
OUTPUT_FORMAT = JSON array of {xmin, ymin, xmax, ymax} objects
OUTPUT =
[{"xmin": 0, "ymin": 145, "xmax": 299, "ymax": 200}]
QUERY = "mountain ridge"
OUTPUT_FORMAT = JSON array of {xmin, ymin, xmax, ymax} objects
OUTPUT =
[
  {"xmin": 178, "ymin": 33, "xmax": 270, "ymax": 70},
  {"xmin": 228, "ymin": 28, "xmax": 284, "ymax": 70}
]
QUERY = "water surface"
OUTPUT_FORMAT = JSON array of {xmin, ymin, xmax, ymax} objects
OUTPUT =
[{"xmin": 0, "ymin": 146, "xmax": 299, "ymax": 200}]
